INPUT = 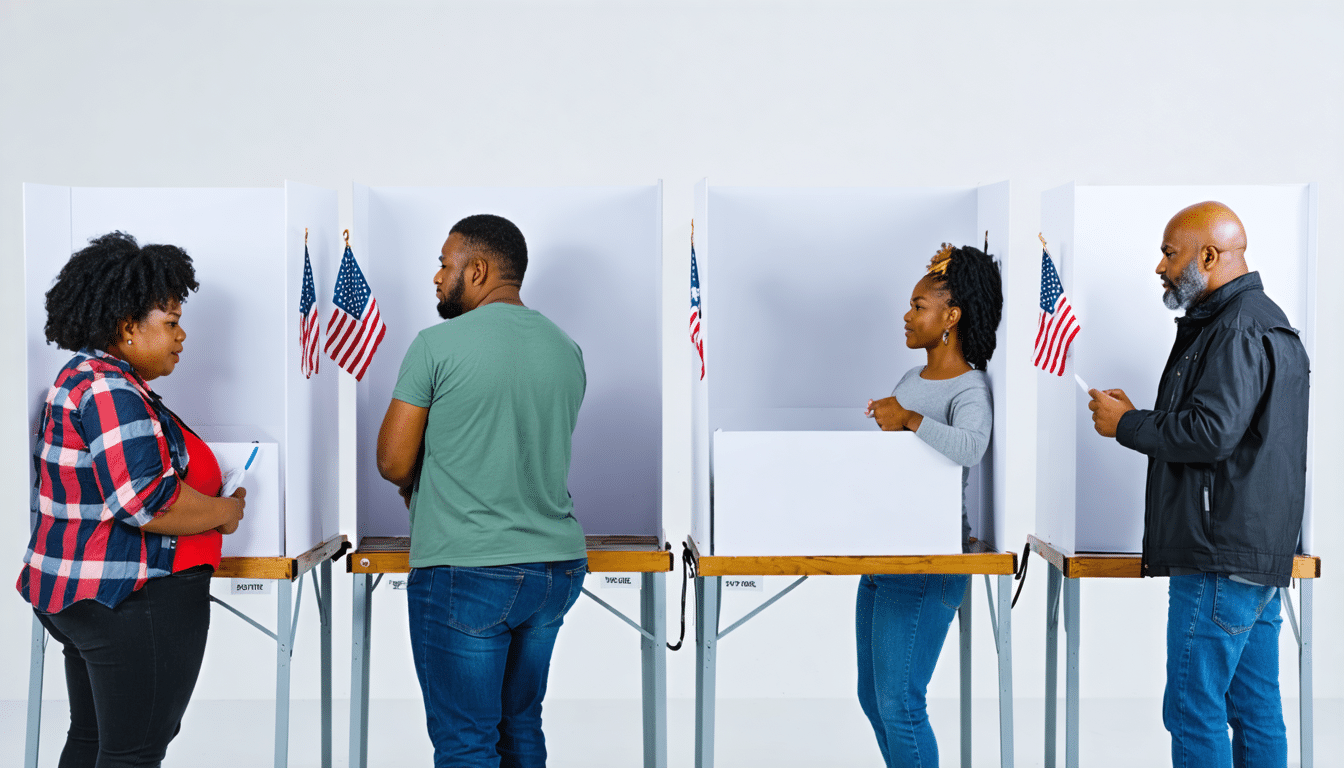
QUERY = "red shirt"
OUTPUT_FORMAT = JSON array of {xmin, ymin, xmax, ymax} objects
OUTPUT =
[{"xmin": 174, "ymin": 422, "xmax": 223, "ymax": 572}]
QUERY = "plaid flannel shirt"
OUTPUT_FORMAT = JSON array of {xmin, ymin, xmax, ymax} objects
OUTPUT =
[{"xmin": 17, "ymin": 350, "xmax": 187, "ymax": 612}]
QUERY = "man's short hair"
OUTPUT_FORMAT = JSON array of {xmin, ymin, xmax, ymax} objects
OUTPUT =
[{"xmin": 449, "ymin": 214, "xmax": 528, "ymax": 282}]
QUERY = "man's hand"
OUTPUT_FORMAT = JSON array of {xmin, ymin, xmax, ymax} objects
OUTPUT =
[
  {"xmin": 216, "ymin": 487, "xmax": 246, "ymax": 535},
  {"xmin": 866, "ymin": 396, "xmax": 922, "ymax": 432},
  {"xmin": 1088, "ymin": 388, "xmax": 1135, "ymax": 438}
]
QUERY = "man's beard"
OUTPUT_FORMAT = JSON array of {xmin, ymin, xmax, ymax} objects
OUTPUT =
[
  {"xmin": 437, "ymin": 273, "xmax": 467, "ymax": 319},
  {"xmin": 1162, "ymin": 259, "xmax": 1208, "ymax": 311}
]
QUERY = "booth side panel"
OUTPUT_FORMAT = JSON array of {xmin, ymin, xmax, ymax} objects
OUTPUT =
[
  {"xmin": 654, "ymin": 180, "xmax": 665, "ymax": 538},
  {"xmin": 1036, "ymin": 184, "xmax": 1077, "ymax": 552},
  {"xmin": 976, "ymin": 181, "xmax": 1011, "ymax": 550},
  {"xmin": 24, "ymin": 184, "xmax": 73, "ymax": 441},
  {"xmin": 1301, "ymin": 183, "xmax": 1317, "ymax": 555},
  {"xmin": 351, "ymin": 183, "xmax": 374, "ymax": 545},
  {"xmin": 353, "ymin": 185, "xmax": 407, "ymax": 542},
  {"xmin": 691, "ymin": 180, "xmax": 710, "ymax": 552},
  {"xmin": 1295, "ymin": 182, "xmax": 1317, "ymax": 556},
  {"xmin": 283, "ymin": 182, "xmax": 341, "ymax": 555}
]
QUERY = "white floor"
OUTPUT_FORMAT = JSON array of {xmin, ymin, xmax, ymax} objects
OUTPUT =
[{"xmin": 3, "ymin": 697, "xmax": 1337, "ymax": 767}]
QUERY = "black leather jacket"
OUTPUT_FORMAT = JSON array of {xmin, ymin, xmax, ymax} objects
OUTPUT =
[{"xmin": 1116, "ymin": 272, "xmax": 1309, "ymax": 587}]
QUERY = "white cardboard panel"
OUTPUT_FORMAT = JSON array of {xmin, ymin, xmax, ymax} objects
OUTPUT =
[
  {"xmin": 975, "ymin": 180, "xmax": 1011, "ymax": 550},
  {"xmin": 66, "ymin": 188, "xmax": 288, "ymax": 438},
  {"xmin": 23, "ymin": 184, "xmax": 73, "ymax": 439},
  {"xmin": 690, "ymin": 179, "xmax": 711, "ymax": 551},
  {"xmin": 706, "ymin": 186, "xmax": 979, "ymax": 417},
  {"xmin": 283, "ymin": 182, "xmax": 341, "ymax": 556},
  {"xmin": 352, "ymin": 185, "xmax": 663, "ymax": 541},
  {"xmin": 1038, "ymin": 184, "xmax": 1316, "ymax": 554},
  {"xmin": 1036, "ymin": 183, "xmax": 1078, "ymax": 552},
  {"xmin": 713, "ymin": 431, "xmax": 962, "ymax": 556},
  {"xmin": 697, "ymin": 184, "xmax": 1010, "ymax": 556},
  {"xmin": 22, "ymin": 185, "xmax": 340, "ymax": 558}
]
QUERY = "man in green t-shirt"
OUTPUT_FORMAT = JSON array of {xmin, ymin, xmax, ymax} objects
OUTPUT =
[{"xmin": 376, "ymin": 213, "xmax": 587, "ymax": 767}]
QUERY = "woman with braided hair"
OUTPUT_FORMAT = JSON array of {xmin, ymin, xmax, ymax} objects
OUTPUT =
[{"xmin": 858, "ymin": 242, "xmax": 1004, "ymax": 767}]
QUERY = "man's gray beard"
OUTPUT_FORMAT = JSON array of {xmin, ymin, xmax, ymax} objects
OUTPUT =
[{"xmin": 1163, "ymin": 259, "xmax": 1207, "ymax": 310}]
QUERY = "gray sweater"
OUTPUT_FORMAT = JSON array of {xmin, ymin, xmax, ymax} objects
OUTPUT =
[{"xmin": 890, "ymin": 366, "xmax": 993, "ymax": 545}]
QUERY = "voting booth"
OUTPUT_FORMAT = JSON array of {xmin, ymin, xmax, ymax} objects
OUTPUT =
[
  {"xmin": 23, "ymin": 182, "xmax": 342, "ymax": 558},
  {"xmin": 1036, "ymin": 183, "xmax": 1318, "ymax": 554},
  {"xmin": 350, "ymin": 184, "xmax": 664, "ymax": 543},
  {"xmin": 690, "ymin": 182, "xmax": 1011, "ymax": 557}
]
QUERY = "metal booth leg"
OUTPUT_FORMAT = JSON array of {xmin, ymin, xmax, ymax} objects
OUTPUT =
[
  {"xmin": 694, "ymin": 575, "xmax": 720, "ymax": 768},
  {"xmin": 25, "ymin": 614, "xmax": 46, "ymax": 768},
  {"xmin": 1300, "ymin": 578, "xmax": 1313, "ymax": 768},
  {"xmin": 275, "ymin": 576, "xmax": 294, "ymax": 768},
  {"xmin": 958, "ymin": 579, "xmax": 972, "ymax": 768},
  {"xmin": 640, "ymin": 571, "xmax": 668, "ymax": 768},
  {"xmin": 997, "ymin": 573, "xmax": 1015, "ymax": 768},
  {"xmin": 1063, "ymin": 577, "xmax": 1081, "ymax": 768},
  {"xmin": 1044, "ymin": 565, "xmax": 1061, "ymax": 768},
  {"xmin": 320, "ymin": 559, "xmax": 333, "ymax": 768},
  {"xmin": 350, "ymin": 573, "xmax": 374, "ymax": 768}
]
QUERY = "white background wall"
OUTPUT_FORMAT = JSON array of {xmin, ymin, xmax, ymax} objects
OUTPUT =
[{"xmin": 1, "ymin": 2, "xmax": 1340, "ymax": 766}]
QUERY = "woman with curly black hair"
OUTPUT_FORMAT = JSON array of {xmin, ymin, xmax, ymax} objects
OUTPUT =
[
  {"xmin": 858, "ymin": 242, "xmax": 1003, "ymax": 767},
  {"xmin": 17, "ymin": 231, "xmax": 246, "ymax": 768}
]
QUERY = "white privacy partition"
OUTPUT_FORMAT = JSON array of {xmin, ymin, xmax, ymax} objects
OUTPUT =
[
  {"xmin": 351, "ymin": 184, "xmax": 663, "ymax": 541},
  {"xmin": 1037, "ymin": 183, "xmax": 1317, "ymax": 554},
  {"xmin": 691, "ymin": 182, "xmax": 1011, "ymax": 556},
  {"xmin": 22, "ymin": 182, "xmax": 341, "ymax": 557}
]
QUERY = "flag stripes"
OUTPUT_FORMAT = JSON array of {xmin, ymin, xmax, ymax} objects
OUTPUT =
[
  {"xmin": 1032, "ymin": 248, "xmax": 1080, "ymax": 377},
  {"xmin": 324, "ymin": 241, "xmax": 387, "ymax": 382}
]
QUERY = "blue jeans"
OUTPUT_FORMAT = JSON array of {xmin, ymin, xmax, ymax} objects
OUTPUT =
[
  {"xmin": 856, "ymin": 573, "xmax": 969, "ymax": 768},
  {"xmin": 1165, "ymin": 573, "xmax": 1286, "ymax": 768},
  {"xmin": 407, "ymin": 559, "xmax": 587, "ymax": 768}
]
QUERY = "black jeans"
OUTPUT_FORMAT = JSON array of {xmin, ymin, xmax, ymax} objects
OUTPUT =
[{"xmin": 36, "ymin": 565, "xmax": 212, "ymax": 768}]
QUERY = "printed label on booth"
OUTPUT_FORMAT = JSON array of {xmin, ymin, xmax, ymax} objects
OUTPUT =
[
  {"xmin": 230, "ymin": 579, "xmax": 272, "ymax": 595},
  {"xmin": 723, "ymin": 577, "xmax": 764, "ymax": 592},
  {"xmin": 599, "ymin": 573, "xmax": 639, "ymax": 590}
]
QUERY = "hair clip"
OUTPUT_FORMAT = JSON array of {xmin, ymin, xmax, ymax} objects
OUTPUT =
[{"xmin": 926, "ymin": 243, "xmax": 954, "ymax": 276}]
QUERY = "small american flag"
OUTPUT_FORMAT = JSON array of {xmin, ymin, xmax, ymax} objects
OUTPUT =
[
  {"xmin": 324, "ymin": 241, "xmax": 386, "ymax": 382},
  {"xmin": 1033, "ymin": 248, "xmax": 1080, "ymax": 376},
  {"xmin": 299, "ymin": 243, "xmax": 320, "ymax": 379},
  {"xmin": 689, "ymin": 240, "xmax": 705, "ymax": 380}
]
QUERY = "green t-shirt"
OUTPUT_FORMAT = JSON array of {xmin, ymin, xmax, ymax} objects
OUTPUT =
[{"xmin": 392, "ymin": 303, "xmax": 588, "ymax": 568}]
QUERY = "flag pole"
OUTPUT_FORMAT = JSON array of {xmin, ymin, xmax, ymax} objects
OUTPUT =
[
  {"xmin": 1039, "ymin": 232, "xmax": 1049, "ymax": 254},
  {"xmin": 344, "ymin": 229, "xmax": 351, "ymax": 248},
  {"xmin": 305, "ymin": 227, "xmax": 308, "ymax": 246},
  {"xmin": 690, "ymin": 219, "xmax": 694, "ymax": 247}
]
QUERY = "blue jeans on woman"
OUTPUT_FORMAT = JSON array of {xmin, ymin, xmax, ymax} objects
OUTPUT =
[
  {"xmin": 1165, "ymin": 573, "xmax": 1287, "ymax": 768},
  {"xmin": 407, "ymin": 558, "xmax": 587, "ymax": 768},
  {"xmin": 856, "ymin": 573, "xmax": 969, "ymax": 768}
]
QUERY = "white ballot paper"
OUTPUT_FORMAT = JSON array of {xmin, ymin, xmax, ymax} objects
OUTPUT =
[
  {"xmin": 219, "ymin": 445, "xmax": 259, "ymax": 498},
  {"xmin": 1075, "ymin": 373, "xmax": 1092, "ymax": 398}
]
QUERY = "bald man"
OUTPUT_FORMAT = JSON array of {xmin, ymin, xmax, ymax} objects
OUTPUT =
[{"xmin": 1089, "ymin": 201, "xmax": 1309, "ymax": 766}]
